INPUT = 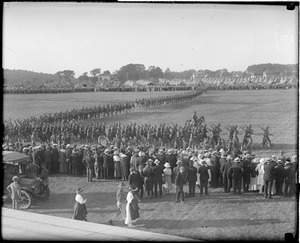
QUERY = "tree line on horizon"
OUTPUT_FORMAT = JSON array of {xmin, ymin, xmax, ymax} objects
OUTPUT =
[{"xmin": 3, "ymin": 63, "xmax": 297, "ymax": 88}]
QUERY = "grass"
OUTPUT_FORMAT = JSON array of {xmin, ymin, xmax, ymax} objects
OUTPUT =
[
  {"xmin": 3, "ymin": 88, "xmax": 298, "ymax": 240},
  {"xmin": 3, "ymin": 175, "xmax": 297, "ymax": 241}
]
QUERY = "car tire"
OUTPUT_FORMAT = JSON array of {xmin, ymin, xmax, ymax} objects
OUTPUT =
[{"xmin": 19, "ymin": 189, "xmax": 32, "ymax": 209}]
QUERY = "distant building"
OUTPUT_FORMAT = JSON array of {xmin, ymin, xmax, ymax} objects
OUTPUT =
[
  {"xmin": 98, "ymin": 75, "xmax": 111, "ymax": 82},
  {"xmin": 75, "ymin": 80, "xmax": 94, "ymax": 88}
]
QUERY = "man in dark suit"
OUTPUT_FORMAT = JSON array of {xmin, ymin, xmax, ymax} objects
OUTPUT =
[
  {"xmin": 137, "ymin": 165, "xmax": 145, "ymax": 200},
  {"xmin": 175, "ymin": 166, "xmax": 185, "ymax": 203},
  {"xmin": 153, "ymin": 159, "xmax": 164, "ymax": 198},
  {"xmin": 229, "ymin": 157, "xmax": 243, "ymax": 194},
  {"xmin": 241, "ymin": 154, "xmax": 251, "ymax": 193},
  {"xmin": 274, "ymin": 157, "xmax": 285, "ymax": 195},
  {"xmin": 263, "ymin": 158, "xmax": 277, "ymax": 199},
  {"xmin": 128, "ymin": 168, "xmax": 141, "ymax": 201},
  {"xmin": 198, "ymin": 160, "xmax": 210, "ymax": 196},
  {"xmin": 187, "ymin": 160, "xmax": 197, "ymax": 197},
  {"xmin": 221, "ymin": 155, "xmax": 233, "ymax": 193},
  {"xmin": 143, "ymin": 159, "xmax": 154, "ymax": 198}
]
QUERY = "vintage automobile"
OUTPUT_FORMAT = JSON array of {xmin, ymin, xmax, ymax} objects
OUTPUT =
[{"xmin": 3, "ymin": 151, "xmax": 50, "ymax": 209}]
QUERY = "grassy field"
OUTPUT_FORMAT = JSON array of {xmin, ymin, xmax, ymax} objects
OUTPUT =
[{"xmin": 2, "ymin": 89, "xmax": 298, "ymax": 241}]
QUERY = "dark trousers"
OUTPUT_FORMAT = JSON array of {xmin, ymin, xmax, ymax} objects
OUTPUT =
[
  {"xmin": 219, "ymin": 173, "xmax": 223, "ymax": 188},
  {"xmin": 139, "ymin": 185, "xmax": 144, "ymax": 199},
  {"xmin": 275, "ymin": 179, "xmax": 284, "ymax": 195},
  {"xmin": 176, "ymin": 185, "xmax": 184, "ymax": 202},
  {"xmin": 145, "ymin": 178, "xmax": 153, "ymax": 197},
  {"xmin": 226, "ymin": 177, "xmax": 232, "ymax": 193},
  {"xmin": 233, "ymin": 177, "xmax": 242, "ymax": 194},
  {"xmin": 86, "ymin": 168, "xmax": 93, "ymax": 182},
  {"xmin": 153, "ymin": 180, "xmax": 163, "ymax": 198},
  {"xmin": 108, "ymin": 167, "xmax": 114, "ymax": 179},
  {"xmin": 242, "ymin": 174, "xmax": 250, "ymax": 192},
  {"xmin": 200, "ymin": 179, "xmax": 208, "ymax": 195},
  {"xmin": 264, "ymin": 179, "xmax": 273, "ymax": 198},
  {"xmin": 222, "ymin": 174, "xmax": 228, "ymax": 192},
  {"xmin": 103, "ymin": 167, "xmax": 109, "ymax": 180},
  {"xmin": 188, "ymin": 180, "xmax": 196, "ymax": 197}
]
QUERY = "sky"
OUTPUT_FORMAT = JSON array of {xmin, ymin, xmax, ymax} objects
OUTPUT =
[{"xmin": 3, "ymin": 2, "xmax": 298, "ymax": 77}]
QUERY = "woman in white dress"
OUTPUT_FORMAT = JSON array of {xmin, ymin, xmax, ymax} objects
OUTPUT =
[
  {"xmin": 125, "ymin": 184, "xmax": 140, "ymax": 227},
  {"xmin": 163, "ymin": 162, "xmax": 172, "ymax": 195},
  {"xmin": 256, "ymin": 158, "xmax": 265, "ymax": 193},
  {"xmin": 249, "ymin": 158, "xmax": 259, "ymax": 191}
]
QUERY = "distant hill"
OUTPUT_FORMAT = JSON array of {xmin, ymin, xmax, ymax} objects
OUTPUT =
[
  {"xmin": 3, "ymin": 69, "xmax": 77, "ymax": 87},
  {"xmin": 246, "ymin": 63, "xmax": 297, "ymax": 76}
]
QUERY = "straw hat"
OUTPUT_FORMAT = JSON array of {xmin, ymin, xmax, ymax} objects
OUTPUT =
[
  {"xmin": 164, "ymin": 162, "xmax": 171, "ymax": 168},
  {"xmin": 12, "ymin": 176, "xmax": 19, "ymax": 181}
]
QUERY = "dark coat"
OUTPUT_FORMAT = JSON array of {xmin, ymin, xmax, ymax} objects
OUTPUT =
[
  {"xmin": 263, "ymin": 163, "xmax": 276, "ymax": 181},
  {"xmin": 175, "ymin": 172, "xmax": 184, "ymax": 187},
  {"xmin": 198, "ymin": 165, "xmax": 210, "ymax": 181},
  {"xmin": 229, "ymin": 163, "xmax": 243, "ymax": 179},
  {"xmin": 129, "ymin": 171, "xmax": 142, "ymax": 189},
  {"xmin": 153, "ymin": 165, "xmax": 164, "ymax": 183},
  {"xmin": 187, "ymin": 165, "xmax": 197, "ymax": 182}
]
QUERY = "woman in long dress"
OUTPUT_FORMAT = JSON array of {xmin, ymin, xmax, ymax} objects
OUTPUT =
[
  {"xmin": 72, "ymin": 188, "xmax": 88, "ymax": 221},
  {"xmin": 113, "ymin": 151, "xmax": 122, "ymax": 180},
  {"xmin": 125, "ymin": 184, "xmax": 140, "ymax": 227},
  {"xmin": 256, "ymin": 158, "xmax": 265, "ymax": 194},
  {"xmin": 163, "ymin": 162, "xmax": 172, "ymax": 195}
]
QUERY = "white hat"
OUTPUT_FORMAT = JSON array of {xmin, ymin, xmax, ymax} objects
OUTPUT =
[{"xmin": 164, "ymin": 162, "xmax": 171, "ymax": 168}]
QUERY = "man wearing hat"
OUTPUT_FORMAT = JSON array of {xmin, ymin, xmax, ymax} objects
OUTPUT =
[
  {"xmin": 7, "ymin": 176, "xmax": 21, "ymax": 210},
  {"xmin": 173, "ymin": 160, "xmax": 183, "ymax": 180},
  {"xmin": 153, "ymin": 159, "xmax": 164, "ymax": 198},
  {"xmin": 187, "ymin": 160, "xmax": 197, "ymax": 197},
  {"xmin": 220, "ymin": 155, "xmax": 233, "ymax": 193},
  {"xmin": 229, "ymin": 157, "xmax": 243, "ymax": 194},
  {"xmin": 175, "ymin": 166, "xmax": 185, "ymax": 203},
  {"xmin": 283, "ymin": 158, "xmax": 295, "ymax": 197},
  {"xmin": 143, "ymin": 159, "xmax": 154, "ymax": 198},
  {"xmin": 274, "ymin": 157, "xmax": 285, "ymax": 195},
  {"xmin": 241, "ymin": 154, "xmax": 252, "ymax": 193},
  {"xmin": 198, "ymin": 160, "xmax": 210, "ymax": 196},
  {"xmin": 263, "ymin": 158, "xmax": 277, "ymax": 199}
]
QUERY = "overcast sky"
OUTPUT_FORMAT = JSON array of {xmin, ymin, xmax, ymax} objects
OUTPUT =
[{"xmin": 3, "ymin": 2, "xmax": 298, "ymax": 77}]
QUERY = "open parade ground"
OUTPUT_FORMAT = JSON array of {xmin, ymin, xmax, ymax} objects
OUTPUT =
[{"xmin": 2, "ymin": 88, "xmax": 298, "ymax": 241}]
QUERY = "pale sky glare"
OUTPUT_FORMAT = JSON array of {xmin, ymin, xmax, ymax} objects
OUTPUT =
[{"xmin": 3, "ymin": 2, "xmax": 298, "ymax": 77}]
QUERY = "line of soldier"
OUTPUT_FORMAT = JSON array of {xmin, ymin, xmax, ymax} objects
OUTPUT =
[
  {"xmin": 4, "ymin": 90, "xmax": 204, "ymax": 144},
  {"xmin": 4, "ymin": 85, "xmax": 194, "ymax": 95},
  {"xmin": 3, "ymin": 117, "xmax": 272, "ymax": 165},
  {"xmin": 4, "ymin": 142, "xmax": 297, "ymax": 200}
]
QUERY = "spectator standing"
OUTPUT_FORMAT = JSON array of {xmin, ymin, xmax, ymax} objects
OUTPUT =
[
  {"xmin": 175, "ymin": 166, "xmax": 185, "ymax": 203},
  {"xmin": 229, "ymin": 157, "xmax": 243, "ymax": 194},
  {"xmin": 263, "ymin": 158, "xmax": 277, "ymax": 199},
  {"xmin": 6, "ymin": 176, "xmax": 21, "ymax": 210},
  {"xmin": 82, "ymin": 150, "xmax": 95, "ymax": 182},
  {"xmin": 153, "ymin": 159, "xmax": 164, "ymax": 198},
  {"xmin": 187, "ymin": 160, "xmax": 197, "ymax": 197},
  {"xmin": 163, "ymin": 162, "xmax": 172, "ymax": 195}
]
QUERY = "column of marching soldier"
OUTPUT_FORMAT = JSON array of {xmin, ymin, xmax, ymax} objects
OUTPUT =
[
  {"xmin": 4, "ymin": 142, "xmax": 297, "ymax": 201},
  {"xmin": 3, "ymin": 90, "xmax": 204, "ymax": 145}
]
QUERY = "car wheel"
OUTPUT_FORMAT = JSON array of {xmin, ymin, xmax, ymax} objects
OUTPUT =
[{"xmin": 19, "ymin": 189, "xmax": 32, "ymax": 209}]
